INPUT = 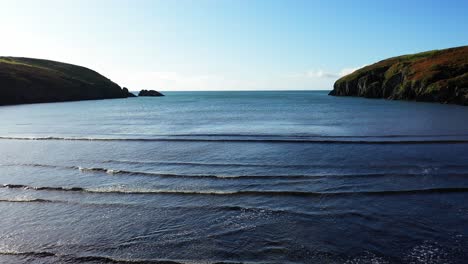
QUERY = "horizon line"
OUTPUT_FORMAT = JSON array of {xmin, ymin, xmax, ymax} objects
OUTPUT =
[{"xmin": 133, "ymin": 89, "xmax": 333, "ymax": 92}]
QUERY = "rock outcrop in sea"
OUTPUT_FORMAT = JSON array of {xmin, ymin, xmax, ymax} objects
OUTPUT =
[
  {"xmin": 329, "ymin": 46, "xmax": 468, "ymax": 105},
  {"xmin": 138, "ymin": 90, "xmax": 164, "ymax": 97},
  {"xmin": 123, "ymin": 87, "xmax": 136, "ymax": 97},
  {"xmin": 0, "ymin": 57, "xmax": 135, "ymax": 106}
]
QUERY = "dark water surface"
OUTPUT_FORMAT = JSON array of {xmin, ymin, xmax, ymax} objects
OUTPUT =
[{"xmin": 0, "ymin": 91, "xmax": 468, "ymax": 263}]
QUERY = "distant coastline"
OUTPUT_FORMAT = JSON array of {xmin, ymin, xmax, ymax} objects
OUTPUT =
[
  {"xmin": 0, "ymin": 57, "xmax": 136, "ymax": 106},
  {"xmin": 329, "ymin": 46, "xmax": 468, "ymax": 105}
]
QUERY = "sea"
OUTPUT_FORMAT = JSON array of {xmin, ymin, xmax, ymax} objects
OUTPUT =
[{"xmin": 0, "ymin": 91, "xmax": 468, "ymax": 264}]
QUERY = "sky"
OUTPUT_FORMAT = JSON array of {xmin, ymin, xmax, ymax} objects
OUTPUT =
[{"xmin": 0, "ymin": 0, "xmax": 467, "ymax": 91}]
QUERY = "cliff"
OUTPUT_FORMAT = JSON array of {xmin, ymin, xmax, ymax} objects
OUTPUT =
[
  {"xmin": 329, "ymin": 46, "xmax": 468, "ymax": 105},
  {"xmin": 0, "ymin": 57, "xmax": 134, "ymax": 106}
]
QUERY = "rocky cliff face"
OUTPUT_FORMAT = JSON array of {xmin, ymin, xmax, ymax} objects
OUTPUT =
[
  {"xmin": 0, "ymin": 57, "xmax": 134, "ymax": 106},
  {"xmin": 329, "ymin": 46, "xmax": 468, "ymax": 105}
]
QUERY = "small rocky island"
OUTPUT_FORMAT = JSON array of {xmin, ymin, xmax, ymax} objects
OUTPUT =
[
  {"xmin": 329, "ymin": 46, "xmax": 468, "ymax": 105},
  {"xmin": 0, "ymin": 57, "xmax": 135, "ymax": 106},
  {"xmin": 138, "ymin": 90, "xmax": 164, "ymax": 97}
]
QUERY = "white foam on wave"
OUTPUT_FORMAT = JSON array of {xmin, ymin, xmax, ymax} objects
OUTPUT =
[
  {"xmin": 344, "ymin": 251, "xmax": 389, "ymax": 264},
  {"xmin": 404, "ymin": 241, "xmax": 449, "ymax": 263}
]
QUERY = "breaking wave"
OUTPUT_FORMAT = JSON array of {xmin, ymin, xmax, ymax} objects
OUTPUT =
[
  {"xmin": 5, "ymin": 163, "xmax": 468, "ymax": 181},
  {"xmin": 3, "ymin": 183, "xmax": 468, "ymax": 197}
]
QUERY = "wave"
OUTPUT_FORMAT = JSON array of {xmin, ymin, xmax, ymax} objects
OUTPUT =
[
  {"xmin": 0, "ymin": 196, "xmax": 382, "ymax": 221},
  {"xmin": 82, "ymin": 187, "xmax": 468, "ymax": 197},
  {"xmin": 105, "ymin": 159, "xmax": 468, "ymax": 170},
  {"xmin": 102, "ymin": 159, "xmax": 318, "ymax": 168},
  {"xmin": 1, "ymin": 136, "xmax": 468, "ymax": 144},
  {"xmin": 78, "ymin": 166, "xmax": 109, "ymax": 173},
  {"xmin": 0, "ymin": 251, "xmax": 56, "ymax": 258},
  {"xmin": 86, "ymin": 168, "xmax": 468, "ymax": 180},
  {"xmin": 5, "ymin": 163, "xmax": 468, "ymax": 181},
  {"xmin": 0, "ymin": 250, "xmax": 184, "ymax": 264},
  {"xmin": 3, "ymin": 184, "xmax": 468, "ymax": 197},
  {"xmin": 71, "ymin": 166, "xmax": 468, "ymax": 180},
  {"xmin": 0, "ymin": 195, "xmax": 314, "ymax": 217},
  {"xmin": 1, "ymin": 163, "xmax": 76, "ymax": 170},
  {"xmin": 4, "ymin": 162, "xmax": 468, "ymax": 184},
  {"xmin": 2, "ymin": 184, "xmax": 85, "ymax": 192},
  {"xmin": 167, "ymin": 133, "xmax": 468, "ymax": 138},
  {"xmin": 15, "ymin": 160, "xmax": 468, "ymax": 171},
  {"xmin": 79, "ymin": 167, "xmax": 323, "ymax": 179},
  {"xmin": 0, "ymin": 250, "xmax": 280, "ymax": 264},
  {"xmin": 0, "ymin": 198, "xmax": 56, "ymax": 203},
  {"xmin": 72, "ymin": 255, "xmax": 182, "ymax": 264}
]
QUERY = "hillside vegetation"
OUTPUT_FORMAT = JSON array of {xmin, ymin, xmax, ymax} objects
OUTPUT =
[
  {"xmin": 329, "ymin": 46, "xmax": 468, "ymax": 105},
  {"xmin": 0, "ymin": 57, "xmax": 133, "ymax": 105}
]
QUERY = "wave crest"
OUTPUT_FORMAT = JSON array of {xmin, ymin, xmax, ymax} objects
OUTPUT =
[{"xmin": 3, "ymin": 183, "xmax": 468, "ymax": 197}]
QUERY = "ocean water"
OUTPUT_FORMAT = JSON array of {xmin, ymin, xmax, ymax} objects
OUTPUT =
[{"xmin": 0, "ymin": 91, "xmax": 468, "ymax": 263}]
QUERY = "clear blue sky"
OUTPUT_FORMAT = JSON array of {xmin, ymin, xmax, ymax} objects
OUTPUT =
[{"xmin": 1, "ymin": 0, "xmax": 467, "ymax": 90}]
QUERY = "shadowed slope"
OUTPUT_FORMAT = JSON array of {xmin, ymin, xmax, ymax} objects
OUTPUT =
[{"xmin": 0, "ymin": 57, "xmax": 133, "ymax": 106}]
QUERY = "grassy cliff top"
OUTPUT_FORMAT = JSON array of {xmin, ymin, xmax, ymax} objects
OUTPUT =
[
  {"xmin": 0, "ymin": 57, "xmax": 130, "ymax": 105},
  {"xmin": 337, "ymin": 46, "xmax": 468, "ymax": 84},
  {"xmin": 331, "ymin": 46, "xmax": 468, "ymax": 104},
  {"xmin": 0, "ymin": 56, "xmax": 118, "ymax": 87}
]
